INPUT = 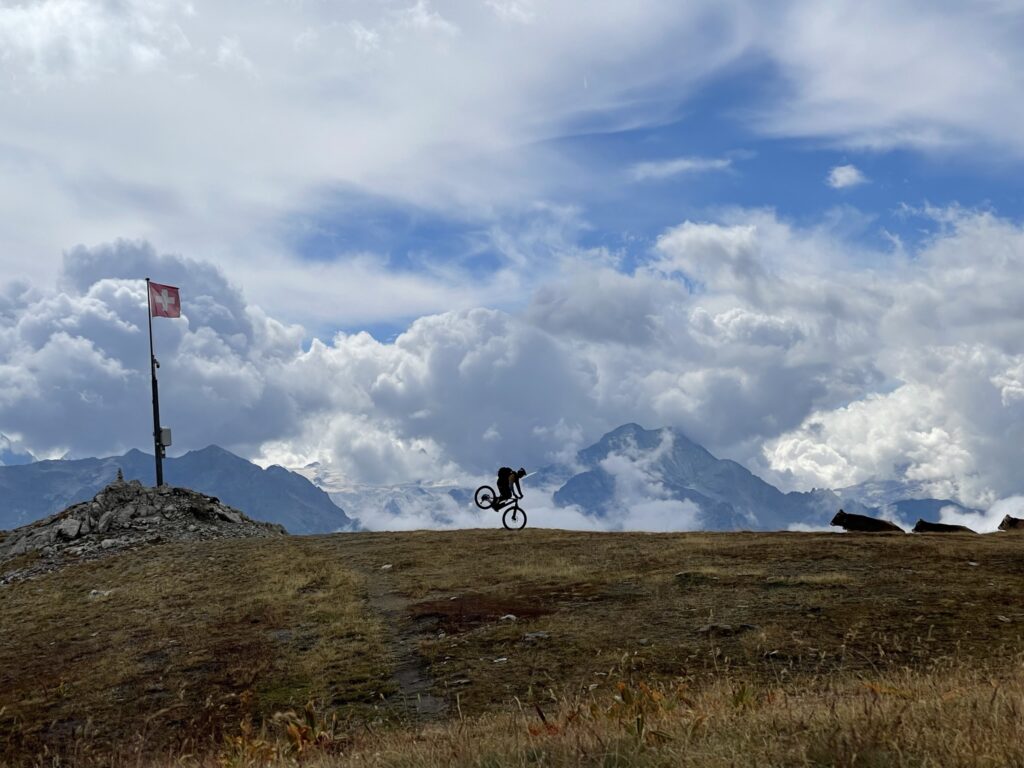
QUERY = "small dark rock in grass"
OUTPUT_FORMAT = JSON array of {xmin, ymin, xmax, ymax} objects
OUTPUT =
[
  {"xmin": 697, "ymin": 623, "xmax": 757, "ymax": 637},
  {"xmin": 674, "ymin": 570, "xmax": 719, "ymax": 586}
]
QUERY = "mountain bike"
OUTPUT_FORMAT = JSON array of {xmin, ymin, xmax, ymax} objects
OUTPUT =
[{"xmin": 474, "ymin": 485, "xmax": 527, "ymax": 530}]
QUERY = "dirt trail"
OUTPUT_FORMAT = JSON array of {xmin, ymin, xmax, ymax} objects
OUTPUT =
[{"xmin": 361, "ymin": 567, "xmax": 448, "ymax": 719}]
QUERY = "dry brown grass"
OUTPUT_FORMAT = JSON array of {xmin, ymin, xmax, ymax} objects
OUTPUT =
[
  {"xmin": 0, "ymin": 537, "xmax": 391, "ymax": 761},
  {"xmin": 42, "ymin": 663, "xmax": 1024, "ymax": 768},
  {"xmin": 3, "ymin": 528, "xmax": 1024, "ymax": 766}
]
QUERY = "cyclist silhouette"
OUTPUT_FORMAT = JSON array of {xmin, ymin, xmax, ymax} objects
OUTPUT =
[
  {"xmin": 495, "ymin": 466, "xmax": 526, "ymax": 508},
  {"xmin": 474, "ymin": 468, "xmax": 529, "ymax": 529}
]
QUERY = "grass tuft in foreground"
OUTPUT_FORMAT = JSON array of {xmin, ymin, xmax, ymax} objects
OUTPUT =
[{"xmin": 52, "ymin": 661, "xmax": 1024, "ymax": 767}]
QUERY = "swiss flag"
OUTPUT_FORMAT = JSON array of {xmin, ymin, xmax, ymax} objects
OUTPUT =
[{"xmin": 149, "ymin": 281, "xmax": 181, "ymax": 318}]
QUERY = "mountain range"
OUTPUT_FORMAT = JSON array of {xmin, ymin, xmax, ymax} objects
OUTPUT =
[
  {"xmin": 0, "ymin": 446, "xmax": 356, "ymax": 533},
  {"xmin": 0, "ymin": 434, "xmax": 35, "ymax": 467},
  {"xmin": 0, "ymin": 424, "xmax": 977, "ymax": 533},
  {"xmin": 307, "ymin": 423, "xmax": 978, "ymax": 531},
  {"xmin": 548, "ymin": 424, "xmax": 979, "ymax": 529}
]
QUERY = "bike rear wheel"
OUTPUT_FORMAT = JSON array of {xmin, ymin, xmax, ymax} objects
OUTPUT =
[
  {"xmin": 502, "ymin": 505, "xmax": 527, "ymax": 530},
  {"xmin": 474, "ymin": 485, "xmax": 497, "ymax": 510}
]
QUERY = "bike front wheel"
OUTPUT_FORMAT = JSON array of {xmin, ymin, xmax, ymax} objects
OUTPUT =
[
  {"xmin": 474, "ymin": 485, "xmax": 497, "ymax": 510},
  {"xmin": 502, "ymin": 506, "xmax": 527, "ymax": 530}
]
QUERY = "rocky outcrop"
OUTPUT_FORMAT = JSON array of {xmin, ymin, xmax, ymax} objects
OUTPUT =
[{"xmin": 0, "ymin": 471, "xmax": 286, "ymax": 583}]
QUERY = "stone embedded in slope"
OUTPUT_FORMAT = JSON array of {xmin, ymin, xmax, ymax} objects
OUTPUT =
[
  {"xmin": 0, "ymin": 473, "xmax": 287, "ymax": 584},
  {"xmin": 58, "ymin": 518, "xmax": 81, "ymax": 539}
]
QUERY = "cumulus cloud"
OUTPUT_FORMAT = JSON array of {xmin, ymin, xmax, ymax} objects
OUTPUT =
[
  {"xmin": 0, "ymin": 240, "xmax": 306, "ymax": 458},
  {"xmin": 758, "ymin": 209, "xmax": 1024, "ymax": 506},
  {"xmin": 938, "ymin": 496, "xmax": 1024, "ymax": 534},
  {"xmin": 3, "ymin": 203, "xmax": 1024, "ymax": 517},
  {"xmin": 827, "ymin": 164, "xmax": 868, "ymax": 188}
]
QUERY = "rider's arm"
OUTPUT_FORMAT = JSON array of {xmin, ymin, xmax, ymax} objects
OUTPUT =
[{"xmin": 513, "ymin": 477, "xmax": 523, "ymax": 499}]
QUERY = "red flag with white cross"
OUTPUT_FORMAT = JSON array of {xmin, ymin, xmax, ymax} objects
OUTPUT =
[{"xmin": 149, "ymin": 281, "xmax": 181, "ymax": 318}]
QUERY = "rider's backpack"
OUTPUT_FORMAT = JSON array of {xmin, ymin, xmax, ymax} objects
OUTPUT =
[{"xmin": 497, "ymin": 466, "xmax": 513, "ymax": 483}]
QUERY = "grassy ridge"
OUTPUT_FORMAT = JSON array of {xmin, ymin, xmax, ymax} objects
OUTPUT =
[{"xmin": 2, "ymin": 529, "xmax": 1024, "ymax": 765}]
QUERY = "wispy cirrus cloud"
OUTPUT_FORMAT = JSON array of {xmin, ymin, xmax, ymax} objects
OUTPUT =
[
  {"xmin": 629, "ymin": 156, "xmax": 733, "ymax": 182},
  {"xmin": 3, "ymin": 1, "xmax": 1024, "ymax": 329}
]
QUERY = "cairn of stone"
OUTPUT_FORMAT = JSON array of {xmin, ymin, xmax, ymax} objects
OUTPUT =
[{"xmin": 0, "ymin": 471, "xmax": 286, "ymax": 583}]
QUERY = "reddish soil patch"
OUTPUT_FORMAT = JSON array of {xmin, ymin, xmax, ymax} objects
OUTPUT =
[{"xmin": 410, "ymin": 593, "xmax": 550, "ymax": 632}]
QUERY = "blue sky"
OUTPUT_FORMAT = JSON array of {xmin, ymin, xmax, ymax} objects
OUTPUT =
[
  {"xmin": 280, "ymin": 57, "xmax": 1024, "ymax": 340},
  {"xmin": 2, "ymin": 1, "xmax": 1024, "ymax": 516}
]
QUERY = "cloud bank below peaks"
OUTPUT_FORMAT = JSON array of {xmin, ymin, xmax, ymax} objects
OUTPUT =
[{"xmin": 2, "ymin": 205, "xmax": 1024, "ymax": 513}]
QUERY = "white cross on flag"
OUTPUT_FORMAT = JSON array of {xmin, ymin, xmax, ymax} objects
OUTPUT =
[{"xmin": 149, "ymin": 282, "xmax": 181, "ymax": 318}]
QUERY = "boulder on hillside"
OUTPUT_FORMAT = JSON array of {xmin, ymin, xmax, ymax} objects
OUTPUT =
[{"xmin": 0, "ymin": 472, "xmax": 286, "ymax": 583}]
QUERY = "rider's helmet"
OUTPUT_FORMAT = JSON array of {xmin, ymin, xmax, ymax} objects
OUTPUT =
[{"xmin": 517, "ymin": 468, "xmax": 526, "ymax": 478}]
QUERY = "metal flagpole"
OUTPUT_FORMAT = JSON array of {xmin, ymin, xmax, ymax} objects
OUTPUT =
[{"xmin": 146, "ymin": 277, "xmax": 164, "ymax": 487}]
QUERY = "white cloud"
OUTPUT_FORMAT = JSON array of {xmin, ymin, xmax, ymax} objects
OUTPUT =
[
  {"xmin": 3, "ymin": 1, "xmax": 1024, "ymax": 330},
  {"xmin": 486, "ymin": 0, "xmax": 535, "ymax": 24},
  {"xmin": 595, "ymin": 430, "xmax": 705, "ymax": 530},
  {"xmin": 630, "ymin": 156, "xmax": 732, "ymax": 182},
  {"xmin": 939, "ymin": 496, "xmax": 1024, "ymax": 534},
  {"xmin": 215, "ymin": 36, "xmax": 255, "ymax": 74},
  {"xmin": 827, "ymin": 164, "xmax": 868, "ymax": 189},
  {"xmin": 395, "ymin": 0, "xmax": 459, "ymax": 37},
  {"xmin": 0, "ymin": 0, "xmax": 190, "ymax": 81},
  {"xmin": 0, "ymin": 1, "xmax": 754, "ymax": 309},
  {"xmin": 754, "ymin": 2, "xmax": 1024, "ymax": 154},
  {"xmin": 348, "ymin": 22, "xmax": 381, "ymax": 52}
]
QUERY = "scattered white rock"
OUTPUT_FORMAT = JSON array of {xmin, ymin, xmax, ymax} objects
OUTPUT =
[
  {"xmin": 500, "ymin": 614, "xmax": 517, "ymax": 622},
  {"xmin": 380, "ymin": 564, "xmax": 393, "ymax": 570}
]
